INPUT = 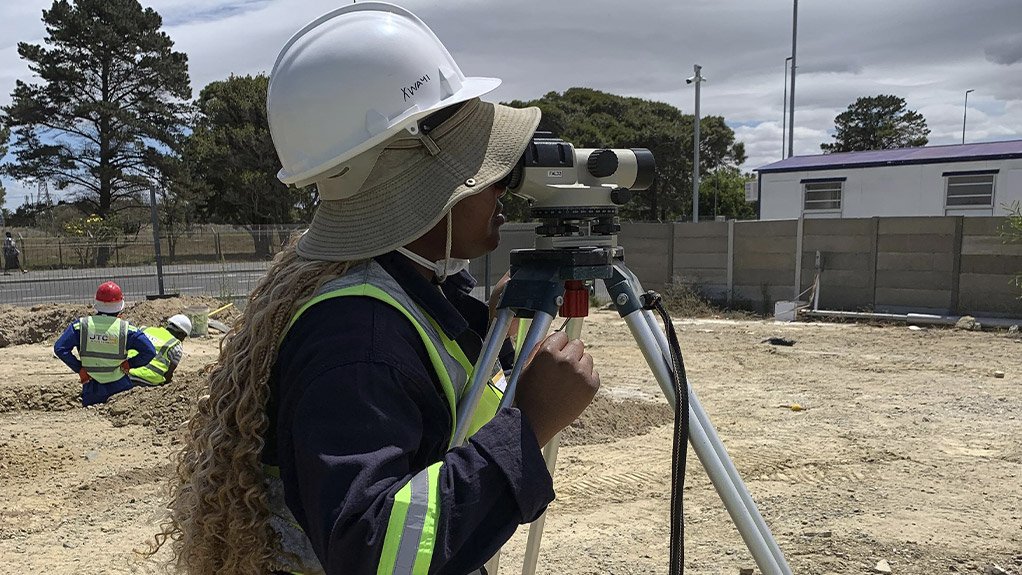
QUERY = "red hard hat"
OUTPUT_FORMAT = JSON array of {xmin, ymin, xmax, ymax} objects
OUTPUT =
[{"xmin": 94, "ymin": 281, "xmax": 125, "ymax": 313}]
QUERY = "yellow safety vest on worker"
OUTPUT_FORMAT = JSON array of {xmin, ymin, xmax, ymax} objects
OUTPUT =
[
  {"xmin": 78, "ymin": 316, "xmax": 131, "ymax": 384},
  {"xmin": 266, "ymin": 260, "xmax": 504, "ymax": 575},
  {"xmin": 127, "ymin": 326, "xmax": 181, "ymax": 385}
]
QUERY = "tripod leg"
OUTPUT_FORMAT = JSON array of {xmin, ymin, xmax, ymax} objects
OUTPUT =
[
  {"xmin": 621, "ymin": 307, "xmax": 792, "ymax": 575},
  {"xmin": 637, "ymin": 310, "xmax": 793, "ymax": 575},
  {"xmin": 519, "ymin": 317, "xmax": 584, "ymax": 575},
  {"xmin": 453, "ymin": 308, "xmax": 515, "ymax": 446},
  {"xmin": 497, "ymin": 311, "xmax": 556, "ymax": 411},
  {"xmin": 520, "ymin": 429, "xmax": 561, "ymax": 575}
]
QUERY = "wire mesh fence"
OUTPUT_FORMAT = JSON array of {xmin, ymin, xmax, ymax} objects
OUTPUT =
[
  {"xmin": 0, "ymin": 223, "xmax": 541, "ymax": 307},
  {"xmin": 0, "ymin": 225, "xmax": 302, "ymax": 306}
]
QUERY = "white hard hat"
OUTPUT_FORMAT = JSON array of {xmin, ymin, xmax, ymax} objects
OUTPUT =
[
  {"xmin": 267, "ymin": 1, "xmax": 502, "ymax": 194},
  {"xmin": 167, "ymin": 314, "xmax": 192, "ymax": 336}
]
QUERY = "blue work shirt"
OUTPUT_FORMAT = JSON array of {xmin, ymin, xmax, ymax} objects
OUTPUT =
[
  {"xmin": 54, "ymin": 314, "xmax": 157, "ymax": 404},
  {"xmin": 266, "ymin": 252, "xmax": 553, "ymax": 575}
]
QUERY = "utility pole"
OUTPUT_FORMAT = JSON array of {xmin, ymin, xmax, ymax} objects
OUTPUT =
[
  {"xmin": 962, "ymin": 89, "xmax": 974, "ymax": 144},
  {"xmin": 787, "ymin": 0, "xmax": 798, "ymax": 158},
  {"xmin": 687, "ymin": 64, "xmax": 706, "ymax": 222},
  {"xmin": 782, "ymin": 56, "xmax": 792, "ymax": 160}
]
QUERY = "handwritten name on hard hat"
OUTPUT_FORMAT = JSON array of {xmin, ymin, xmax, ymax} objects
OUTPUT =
[{"xmin": 402, "ymin": 74, "xmax": 431, "ymax": 101}]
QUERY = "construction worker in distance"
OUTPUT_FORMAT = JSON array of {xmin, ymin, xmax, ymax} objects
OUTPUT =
[
  {"xmin": 152, "ymin": 4, "xmax": 601, "ymax": 575},
  {"xmin": 127, "ymin": 314, "xmax": 191, "ymax": 386},
  {"xmin": 53, "ymin": 281, "xmax": 157, "ymax": 406}
]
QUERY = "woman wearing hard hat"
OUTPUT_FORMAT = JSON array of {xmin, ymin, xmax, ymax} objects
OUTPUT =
[{"xmin": 155, "ymin": 4, "xmax": 600, "ymax": 575}]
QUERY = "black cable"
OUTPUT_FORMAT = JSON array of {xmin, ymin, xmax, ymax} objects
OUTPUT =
[{"xmin": 640, "ymin": 291, "xmax": 689, "ymax": 575}]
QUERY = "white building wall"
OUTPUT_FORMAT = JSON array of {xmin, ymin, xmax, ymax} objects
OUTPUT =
[{"xmin": 759, "ymin": 158, "xmax": 1022, "ymax": 220}]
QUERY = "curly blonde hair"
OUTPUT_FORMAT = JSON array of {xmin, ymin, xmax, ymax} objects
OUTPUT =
[{"xmin": 149, "ymin": 239, "xmax": 360, "ymax": 574}]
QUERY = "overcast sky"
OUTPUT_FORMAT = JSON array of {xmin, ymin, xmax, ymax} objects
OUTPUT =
[{"xmin": 2, "ymin": 0, "xmax": 1021, "ymax": 206}]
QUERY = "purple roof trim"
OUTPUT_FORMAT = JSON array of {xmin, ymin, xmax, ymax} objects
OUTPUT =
[{"xmin": 757, "ymin": 140, "xmax": 1022, "ymax": 173}]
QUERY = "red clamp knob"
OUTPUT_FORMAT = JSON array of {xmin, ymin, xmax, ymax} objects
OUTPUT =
[{"xmin": 559, "ymin": 280, "xmax": 590, "ymax": 318}]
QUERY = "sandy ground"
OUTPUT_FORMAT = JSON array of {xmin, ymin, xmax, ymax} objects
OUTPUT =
[{"xmin": 0, "ymin": 303, "xmax": 1020, "ymax": 575}]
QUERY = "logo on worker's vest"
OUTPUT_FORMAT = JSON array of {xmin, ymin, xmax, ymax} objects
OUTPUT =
[{"xmin": 88, "ymin": 333, "xmax": 120, "ymax": 345}]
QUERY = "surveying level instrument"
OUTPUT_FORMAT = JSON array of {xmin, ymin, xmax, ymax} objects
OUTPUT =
[{"xmin": 455, "ymin": 134, "xmax": 792, "ymax": 575}]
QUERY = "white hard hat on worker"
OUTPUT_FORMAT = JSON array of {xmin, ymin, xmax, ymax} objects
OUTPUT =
[
  {"xmin": 266, "ymin": 1, "xmax": 540, "ymax": 262},
  {"xmin": 167, "ymin": 314, "xmax": 192, "ymax": 338}
]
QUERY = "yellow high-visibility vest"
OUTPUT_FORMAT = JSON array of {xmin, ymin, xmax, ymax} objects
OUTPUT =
[
  {"xmin": 128, "ymin": 326, "xmax": 181, "ymax": 385},
  {"xmin": 266, "ymin": 261, "xmax": 502, "ymax": 575},
  {"xmin": 78, "ymin": 316, "xmax": 130, "ymax": 384}
]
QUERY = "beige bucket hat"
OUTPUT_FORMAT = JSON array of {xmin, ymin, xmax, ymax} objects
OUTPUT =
[{"xmin": 296, "ymin": 98, "xmax": 540, "ymax": 261}]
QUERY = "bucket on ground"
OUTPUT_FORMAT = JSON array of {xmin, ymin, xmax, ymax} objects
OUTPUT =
[
  {"xmin": 773, "ymin": 300, "xmax": 806, "ymax": 322},
  {"xmin": 183, "ymin": 306, "xmax": 209, "ymax": 337}
]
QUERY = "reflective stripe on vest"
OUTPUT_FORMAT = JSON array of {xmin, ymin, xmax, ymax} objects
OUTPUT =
[
  {"xmin": 79, "ymin": 316, "xmax": 129, "ymax": 384},
  {"xmin": 128, "ymin": 326, "xmax": 180, "ymax": 385},
  {"xmin": 378, "ymin": 462, "xmax": 443, "ymax": 575},
  {"xmin": 266, "ymin": 260, "xmax": 502, "ymax": 575}
]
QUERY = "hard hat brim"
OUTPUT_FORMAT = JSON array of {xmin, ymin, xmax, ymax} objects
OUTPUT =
[
  {"xmin": 296, "ymin": 100, "xmax": 540, "ymax": 262},
  {"xmin": 94, "ymin": 299, "xmax": 125, "ymax": 314}
]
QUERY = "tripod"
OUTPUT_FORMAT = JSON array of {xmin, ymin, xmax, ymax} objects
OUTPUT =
[{"xmin": 454, "ymin": 245, "xmax": 793, "ymax": 575}]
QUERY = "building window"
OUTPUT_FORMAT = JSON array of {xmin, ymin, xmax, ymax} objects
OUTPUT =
[
  {"xmin": 802, "ymin": 179, "xmax": 843, "ymax": 211},
  {"xmin": 945, "ymin": 173, "xmax": 995, "ymax": 208}
]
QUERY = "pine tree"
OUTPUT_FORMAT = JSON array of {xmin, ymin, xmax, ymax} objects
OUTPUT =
[
  {"xmin": 821, "ymin": 95, "xmax": 930, "ymax": 153},
  {"xmin": 1, "ymin": 0, "xmax": 190, "ymax": 263},
  {"xmin": 0, "ymin": 125, "xmax": 9, "ymax": 214}
]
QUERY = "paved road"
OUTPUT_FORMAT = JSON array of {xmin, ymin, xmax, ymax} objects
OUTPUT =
[
  {"xmin": 0, "ymin": 256, "xmax": 607, "ymax": 308},
  {"xmin": 0, "ymin": 261, "xmax": 270, "ymax": 306}
]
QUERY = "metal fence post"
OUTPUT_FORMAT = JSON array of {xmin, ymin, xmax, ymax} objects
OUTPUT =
[
  {"xmin": 58, "ymin": 238, "xmax": 64, "ymax": 268},
  {"xmin": 148, "ymin": 186, "xmax": 166, "ymax": 295},
  {"xmin": 211, "ymin": 226, "xmax": 222, "ymax": 261},
  {"xmin": 16, "ymin": 237, "xmax": 27, "ymax": 268},
  {"xmin": 793, "ymin": 216, "xmax": 804, "ymax": 299}
]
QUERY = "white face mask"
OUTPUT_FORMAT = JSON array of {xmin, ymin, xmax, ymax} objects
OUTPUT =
[
  {"xmin": 397, "ymin": 211, "xmax": 469, "ymax": 282},
  {"xmin": 396, "ymin": 247, "xmax": 470, "ymax": 282}
]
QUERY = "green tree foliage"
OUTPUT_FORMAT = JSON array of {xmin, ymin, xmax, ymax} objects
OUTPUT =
[
  {"xmin": 699, "ymin": 167, "xmax": 757, "ymax": 221},
  {"xmin": 1003, "ymin": 202, "xmax": 1022, "ymax": 295},
  {"xmin": 3, "ymin": 201, "xmax": 52, "ymax": 228},
  {"xmin": 0, "ymin": 125, "xmax": 9, "ymax": 212},
  {"xmin": 2, "ymin": 0, "xmax": 190, "ymax": 215},
  {"xmin": 505, "ymin": 88, "xmax": 747, "ymax": 222},
  {"xmin": 142, "ymin": 148, "xmax": 206, "ymax": 262},
  {"xmin": 821, "ymin": 95, "xmax": 930, "ymax": 153},
  {"xmin": 187, "ymin": 74, "xmax": 314, "ymax": 257},
  {"xmin": 0, "ymin": 0, "xmax": 190, "ymax": 264}
]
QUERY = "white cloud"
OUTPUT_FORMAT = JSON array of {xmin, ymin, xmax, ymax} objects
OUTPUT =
[{"xmin": 1, "ymin": 0, "xmax": 1021, "ymax": 195}]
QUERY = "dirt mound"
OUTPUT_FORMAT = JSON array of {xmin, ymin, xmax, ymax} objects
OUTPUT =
[
  {"xmin": 0, "ymin": 382, "xmax": 79, "ymax": 413},
  {"xmin": 561, "ymin": 394, "xmax": 673, "ymax": 447},
  {"xmin": 0, "ymin": 296, "xmax": 241, "ymax": 348},
  {"xmin": 101, "ymin": 370, "xmax": 208, "ymax": 435},
  {"xmin": 0, "ymin": 303, "xmax": 91, "ymax": 347},
  {"xmin": 124, "ymin": 296, "xmax": 242, "ymax": 330},
  {"xmin": 98, "ymin": 370, "xmax": 672, "ymax": 445}
]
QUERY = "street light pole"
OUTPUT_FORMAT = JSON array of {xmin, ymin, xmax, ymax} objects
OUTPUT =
[
  {"xmin": 962, "ymin": 89, "xmax": 974, "ymax": 145},
  {"xmin": 688, "ymin": 64, "xmax": 706, "ymax": 223},
  {"xmin": 787, "ymin": 0, "xmax": 798, "ymax": 158},
  {"xmin": 782, "ymin": 56, "xmax": 792, "ymax": 160}
]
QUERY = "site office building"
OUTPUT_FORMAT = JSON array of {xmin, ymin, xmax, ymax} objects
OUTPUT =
[{"xmin": 754, "ymin": 140, "xmax": 1022, "ymax": 220}]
